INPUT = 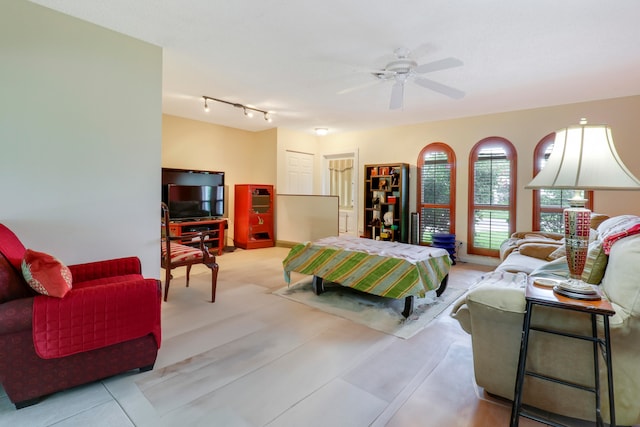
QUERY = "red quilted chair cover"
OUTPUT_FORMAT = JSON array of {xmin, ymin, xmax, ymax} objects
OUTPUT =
[
  {"xmin": 0, "ymin": 224, "xmax": 161, "ymax": 359},
  {"xmin": 32, "ymin": 278, "xmax": 161, "ymax": 359},
  {"xmin": 0, "ymin": 224, "xmax": 26, "ymax": 270},
  {"xmin": 0, "ymin": 224, "xmax": 162, "ymax": 408}
]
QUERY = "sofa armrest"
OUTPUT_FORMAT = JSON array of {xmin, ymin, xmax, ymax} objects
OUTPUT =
[
  {"xmin": 465, "ymin": 286, "xmax": 526, "ymax": 314},
  {"xmin": 32, "ymin": 278, "xmax": 161, "ymax": 359},
  {"xmin": 68, "ymin": 256, "xmax": 142, "ymax": 283},
  {"xmin": 0, "ymin": 297, "xmax": 33, "ymax": 334},
  {"xmin": 510, "ymin": 231, "xmax": 564, "ymax": 241},
  {"xmin": 450, "ymin": 297, "xmax": 472, "ymax": 334}
]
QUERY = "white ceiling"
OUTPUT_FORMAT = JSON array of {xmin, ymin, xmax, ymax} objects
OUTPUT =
[{"xmin": 30, "ymin": 0, "xmax": 640, "ymax": 135}]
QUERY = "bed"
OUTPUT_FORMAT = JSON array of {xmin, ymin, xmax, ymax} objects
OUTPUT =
[{"xmin": 282, "ymin": 235, "xmax": 452, "ymax": 317}]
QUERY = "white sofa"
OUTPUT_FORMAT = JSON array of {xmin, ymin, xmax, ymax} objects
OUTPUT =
[{"xmin": 451, "ymin": 215, "xmax": 640, "ymax": 425}]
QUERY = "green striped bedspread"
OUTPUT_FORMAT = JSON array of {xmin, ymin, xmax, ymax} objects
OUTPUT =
[{"xmin": 282, "ymin": 239, "xmax": 451, "ymax": 299}]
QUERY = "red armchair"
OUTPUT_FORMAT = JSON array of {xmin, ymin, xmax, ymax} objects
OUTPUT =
[{"xmin": 0, "ymin": 224, "xmax": 161, "ymax": 409}]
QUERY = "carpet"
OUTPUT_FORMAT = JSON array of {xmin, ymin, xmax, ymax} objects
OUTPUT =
[{"xmin": 274, "ymin": 278, "xmax": 466, "ymax": 339}]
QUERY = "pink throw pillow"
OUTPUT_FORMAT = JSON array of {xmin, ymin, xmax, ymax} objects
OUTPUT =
[{"xmin": 21, "ymin": 249, "xmax": 72, "ymax": 298}]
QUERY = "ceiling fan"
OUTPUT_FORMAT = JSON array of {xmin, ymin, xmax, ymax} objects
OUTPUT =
[{"xmin": 341, "ymin": 47, "xmax": 465, "ymax": 110}]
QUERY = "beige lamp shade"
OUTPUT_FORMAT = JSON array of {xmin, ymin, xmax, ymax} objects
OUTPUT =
[
  {"xmin": 527, "ymin": 120, "xmax": 640, "ymax": 281},
  {"xmin": 526, "ymin": 122, "xmax": 640, "ymax": 190}
]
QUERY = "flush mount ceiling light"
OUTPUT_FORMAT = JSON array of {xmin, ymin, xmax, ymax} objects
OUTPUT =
[
  {"xmin": 315, "ymin": 128, "xmax": 328, "ymax": 136},
  {"xmin": 202, "ymin": 96, "xmax": 272, "ymax": 122}
]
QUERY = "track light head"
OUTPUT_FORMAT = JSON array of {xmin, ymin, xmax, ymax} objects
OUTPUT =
[
  {"xmin": 243, "ymin": 108, "xmax": 253, "ymax": 118},
  {"xmin": 264, "ymin": 112, "xmax": 272, "ymax": 122},
  {"xmin": 204, "ymin": 98, "xmax": 209, "ymax": 112}
]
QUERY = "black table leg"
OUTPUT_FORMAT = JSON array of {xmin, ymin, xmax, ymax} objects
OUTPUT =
[
  {"xmin": 312, "ymin": 276, "xmax": 324, "ymax": 295},
  {"xmin": 510, "ymin": 300, "xmax": 534, "ymax": 427},
  {"xmin": 402, "ymin": 295, "xmax": 414, "ymax": 318},
  {"xmin": 436, "ymin": 274, "xmax": 449, "ymax": 297},
  {"xmin": 603, "ymin": 316, "xmax": 616, "ymax": 427},
  {"xmin": 591, "ymin": 314, "xmax": 603, "ymax": 427}
]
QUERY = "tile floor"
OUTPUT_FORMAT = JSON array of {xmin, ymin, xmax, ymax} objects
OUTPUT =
[{"xmin": 0, "ymin": 247, "xmax": 596, "ymax": 426}]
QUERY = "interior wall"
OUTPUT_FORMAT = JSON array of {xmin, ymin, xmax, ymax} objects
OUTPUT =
[
  {"xmin": 275, "ymin": 195, "xmax": 339, "ymax": 245},
  {"xmin": 0, "ymin": 1, "xmax": 162, "ymax": 277},
  {"xmin": 162, "ymin": 115, "xmax": 277, "ymax": 244},
  {"xmin": 317, "ymin": 95, "xmax": 640, "ymax": 264}
]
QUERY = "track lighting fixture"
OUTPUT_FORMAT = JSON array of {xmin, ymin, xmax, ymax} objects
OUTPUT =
[{"xmin": 202, "ymin": 96, "xmax": 272, "ymax": 122}]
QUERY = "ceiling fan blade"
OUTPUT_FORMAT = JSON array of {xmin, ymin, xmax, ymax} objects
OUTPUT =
[
  {"xmin": 389, "ymin": 81, "xmax": 404, "ymax": 110},
  {"xmin": 415, "ymin": 57, "xmax": 464, "ymax": 74},
  {"xmin": 414, "ymin": 77, "xmax": 465, "ymax": 99}
]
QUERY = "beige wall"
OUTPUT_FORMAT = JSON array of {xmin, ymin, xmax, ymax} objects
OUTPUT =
[
  {"xmin": 1, "ymin": 1, "xmax": 162, "ymax": 277},
  {"xmin": 162, "ymin": 115, "xmax": 277, "ymax": 244},
  {"xmin": 318, "ymin": 95, "xmax": 640, "ymax": 264},
  {"xmin": 164, "ymin": 96, "xmax": 640, "ymax": 262}
]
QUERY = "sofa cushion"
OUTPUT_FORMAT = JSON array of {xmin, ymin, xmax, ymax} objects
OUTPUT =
[
  {"xmin": 529, "ymin": 257, "xmax": 570, "ymax": 279},
  {"xmin": 590, "ymin": 213, "xmax": 610, "ymax": 230},
  {"xmin": 21, "ymin": 249, "xmax": 72, "ymax": 298},
  {"xmin": 601, "ymin": 233, "xmax": 640, "ymax": 317},
  {"xmin": 581, "ymin": 239, "xmax": 608, "ymax": 284},
  {"xmin": 496, "ymin": 251, "xmax": 549, "ymax": 274},
  {"xmin": 518, "ymin": 243, "xmax": 561, "ymax": 260},
  {"xmin": 73, "ymin": 273, "xmax": 144, "ymax": 289},
  {"xmin": 547, "ymin": 244, "xmax": 566, "ymax": 260},
  {"xmin": 529, "ymin": 241, "xmax": 607, "ymax": 285},
  {"xmin": 598, "ymin": 215, "xmax": 640, "ymax": 254}
]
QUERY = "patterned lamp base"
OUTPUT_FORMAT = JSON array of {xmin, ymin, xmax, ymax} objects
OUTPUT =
[{"xmin": 564, "ymin": 207, "xmax": 591, "ymax": 280}]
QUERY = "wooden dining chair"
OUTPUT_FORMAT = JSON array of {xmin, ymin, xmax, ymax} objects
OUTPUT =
[{"xmin": 161, "ymin": 202, "xmax": 219, "ymax": 302}]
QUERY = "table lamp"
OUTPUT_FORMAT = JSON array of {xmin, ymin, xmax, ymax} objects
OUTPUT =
[{"xmin": 526, "ymin": 119, "xmax": 640, "ymax": 282}]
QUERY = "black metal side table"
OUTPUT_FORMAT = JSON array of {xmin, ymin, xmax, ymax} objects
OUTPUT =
[{"xmin": 510, "ymin": 280, "xmax": 616, "ymax": 427}]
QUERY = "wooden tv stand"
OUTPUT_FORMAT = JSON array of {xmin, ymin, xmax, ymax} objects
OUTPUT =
[{"xmin": 169, "ymin": 218, "xmax": 227, "ymax": 255}]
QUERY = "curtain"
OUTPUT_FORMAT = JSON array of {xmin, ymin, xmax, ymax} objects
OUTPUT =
[{"xmin": 329, "ymin": 159, "xmax": 354, "ymax": 209}]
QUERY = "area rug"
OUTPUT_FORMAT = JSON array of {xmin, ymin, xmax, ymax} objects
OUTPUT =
[{"xmin": 273, "ymin": 278, "xmax": 466, "ymax": 339}]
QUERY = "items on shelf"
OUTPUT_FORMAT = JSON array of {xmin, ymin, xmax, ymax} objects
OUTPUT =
[{"xmin": 363, "ymin": 163, "xmax": 409, "ymax": 243}]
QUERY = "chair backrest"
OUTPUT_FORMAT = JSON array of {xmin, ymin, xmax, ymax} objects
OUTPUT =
[
  {"xmin": 0, "ymin": 224, "xmax": 27, "ymax": 271},
  {"xmin": 0, "ymin": 225, "xmax": 36, "ymax": 303},
  {"xmin": 161, "ymin": 203, "xmax": 172, "ymax": 264}
]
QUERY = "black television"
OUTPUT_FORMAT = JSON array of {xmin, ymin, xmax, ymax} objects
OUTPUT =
[
  {"xmin": 167, "ymin": 184, "xmax": 224, "ymax": 220},
  {"xmin": 162, "ymin": 168, "xmax": 226, "ymax": 220}
]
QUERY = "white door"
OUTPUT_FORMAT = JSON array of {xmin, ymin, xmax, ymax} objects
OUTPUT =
[
  {"xmin": 338, "ymin": 210, "xmax": 357, "ymax": 235},
  {"xmin": 285, "ymin": 151, "xmax": 313, "ymax": 194}
]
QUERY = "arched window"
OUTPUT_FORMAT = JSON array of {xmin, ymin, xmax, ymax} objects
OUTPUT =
[
  {"xmin": 532, "ymin": 133, "xmax": 593, "ymax": 232},
  {"xmin": 417, "ymin": 143, "xmax": 456, "ymax": 244},
  {"xmin": 468, "ymin": 137, "xmax": 517, "ymax": 257}
]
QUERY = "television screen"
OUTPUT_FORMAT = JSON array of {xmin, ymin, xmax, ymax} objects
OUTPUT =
[{"xmin": 167, "ymin": 184, "xmax": 224, "ymax": 220}]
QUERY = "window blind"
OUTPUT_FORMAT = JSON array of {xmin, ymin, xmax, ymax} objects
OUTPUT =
[
  {"xmin": 470, "ymin": 145, "xmax": 514, "ymax": 252},
  {"xmin": 419, "ymin": 149, "xmax": 453, "ymax": 244}
]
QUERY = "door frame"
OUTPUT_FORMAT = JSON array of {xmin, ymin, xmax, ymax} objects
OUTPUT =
[{"xmin": 322, "ymin": 149, "xmax": 359, "ymax": 236}]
